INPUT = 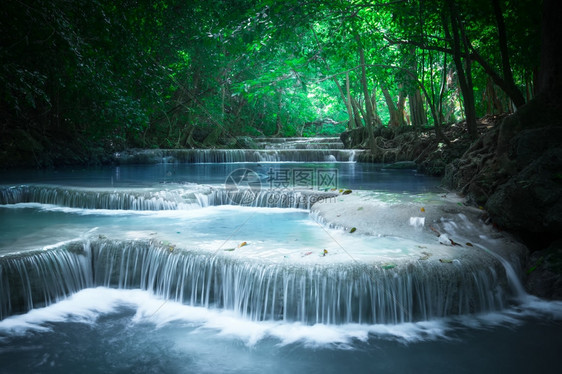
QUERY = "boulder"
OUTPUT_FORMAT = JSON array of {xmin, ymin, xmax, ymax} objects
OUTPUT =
[
  {"xmin": 340, "ymin": 127, "xmax": 367, "ymax": 149},
  {"xmin": 525, "ymin": 240, "xmax": 562, "ymax": 300},
  {"xmin": 486, "ymin": 147, "xmax": 562, "ymax": 234}
]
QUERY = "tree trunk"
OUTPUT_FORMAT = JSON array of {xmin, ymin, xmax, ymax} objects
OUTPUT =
[
  {"xmin": 371, "ymin": 88, "xmax": 383, "ymax": 126},
  {"xmin": 344, "ymin": 72, "xmax": 354, "ymax": 129},
  {"xmin": 537, "ymin": 0, "xmax": 562, "ymax": 95},
  {"xmin": 490, "ymin": 0, "xmax": 526, "ymax": 107},
  {"xmin": 274, "ymin": 89, "xmax": 283, "ymax": 136},
  {"xmin": 354, "ymin": 32, "xmax": 375, "ymax": 150},
  {"xmin": 352, "ymin": 96, "xmax": 368, "ymax": 127},
  {"xmin": 445, "ymin": 0, "xmax": 477, "ymax": 138},
  {"xmin": 409, "ymin": 88, "xmax": 427, "ymax": 128},
  {"xmin": 382, "ymin": 86, "xmax": 406, "ymax": 127},
  {"xmin": 350, "ymin": 96, "xmax": 364, "ymax": 128}
]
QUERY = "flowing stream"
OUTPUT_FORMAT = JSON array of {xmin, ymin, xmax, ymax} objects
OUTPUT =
[{"xmin": 1, "ymin": 139, "xmax": 561, "ymax": 373}]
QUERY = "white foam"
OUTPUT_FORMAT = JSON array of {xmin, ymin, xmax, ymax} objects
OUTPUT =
[
  {"xmin": 5, "ymin": 203, "xmax": 305, "ymax": 217},
  {"xmin": 409, "ymin": 216, "xmax": 425, "ymax": 228},
  {"xmin": 2, "ymin": 288, "xmax": 561, "ymax": 348}
]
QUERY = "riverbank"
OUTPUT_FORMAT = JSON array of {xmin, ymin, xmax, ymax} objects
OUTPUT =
[{"xmin": 338, "ymin": 93, "xmax": 562, "ymax": 299}]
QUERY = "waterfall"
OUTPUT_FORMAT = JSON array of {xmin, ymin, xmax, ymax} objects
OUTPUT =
[
  {"xmin": 0, "ymin": 185, "xmax": 202, "ymax": 210},
  {"xmin": 473, "ymin": 243, "xmax": 527, "ymax": 300},
  {"xmin": 255, "ymin": 137, "xmax": 345, "ymax": 150},
  {"xmin": 1, "ymin": 239, "xmax": 512, "ymax": 324},
  {"xmin": 198, "ymin": 189, "xmax": 338, "ymax": 209},
  {"xmin": 0, "ymin": 241, "xmax": 92, "ymax": 319},
  {"xmin": 115, "ymin": 149, "xmax": 362, "ymax": 164},
  {"xmin": 0, "ymin": 185, "xmax": 338, "ymax": 210}
]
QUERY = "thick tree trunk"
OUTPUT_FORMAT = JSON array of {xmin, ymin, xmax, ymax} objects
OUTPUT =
[
  {"xmin": 409, "ymin": 89, "xmax": 427, "ymax": 128},
  {"xmin": 537, "ymin": 0, "xmax": 562, "ymax": 95},
  {"xmin": 382, "ymin": 87, "xmax": 405, "ymax": 127}
]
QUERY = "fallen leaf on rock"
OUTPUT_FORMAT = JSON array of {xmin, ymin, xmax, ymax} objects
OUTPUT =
[
  {"xmin": 420, "ymin": 207, "xmax": 425, "ymax": 212},
  {"xmin": 224, "ymin": 248, "xmax": 235, "ymax": 252},
  {"xmin": 419, "ymin": 251, "xmax": 432, "ymax": 260},
  {"xmin": 238, "ymin": 241, "xmax": 247, "ymax": 248},
  {"xmin": 357, "ymin": 207, "xmax": 364, "ymax": 211},
  {"xmin": 466, "ymin": 242, "xmax": 473, "ymax": 247},
  {"xmin": 350, "ymin": 227, "xmax": 357, "ymax": 233},
  {"xmin": 449, "ymin": 238, "xmax": 462, "ymax": 246},
  {"xmin": 429, "ymin": 226, "xmax": 441, "ymax": 236},
  {"xmin": 439, "ymin": 258, "xmax": 453, "ymax": 263},
  {"xmin": 342, "ymin": 189, "xmax": 352, "ymax": 195}
]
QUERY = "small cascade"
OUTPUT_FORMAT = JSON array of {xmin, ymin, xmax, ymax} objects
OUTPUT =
[
  {"xmin": 0, "ymin": 185, "xmax": 202, "ymax": 210},
  {"xmin": 162, "ymin": 149, "xmax": 360, "ymax": 163},
  {"xmin": 255, "ymin": 137, "xmax": 345, "ymax": 150},
  {"xmin": 473, "ymin": 243, "xmax": 527, "ymax": 300},
  {"xmin": 199, "ymin": 188, "xmax": 338, "ymax": 209},
  {"xmin": 113, "ymin": 138, "xmax": 359, "ymax": 164},
  {"xmin": 1, "ymin": 239, "xmax": 513, "ymax": 324},
  {"xmin": 0, "ymin": 185, "xmax": 337, "ymax": 210},
  {"xmin": 0, "ymin": 241, "xmax": 92, "ymax": 319}
]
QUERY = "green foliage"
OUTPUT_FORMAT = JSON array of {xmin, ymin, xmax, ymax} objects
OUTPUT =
[{"xmin": 0, "ymin": 0, "xmax": 543, "ymax": 167}]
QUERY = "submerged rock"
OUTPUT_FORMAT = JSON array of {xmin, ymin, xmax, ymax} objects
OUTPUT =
[{"xmin": 383, "ymin": 161, "xmax": 417, "ymax": 170}]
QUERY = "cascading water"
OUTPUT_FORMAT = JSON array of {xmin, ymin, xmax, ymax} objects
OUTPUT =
[
  {"xmin": 0, "ymin": 242, "xmax": 92, "ymax": 318},
  {"xmin": 0, "ymin": 238, "xmax": 509, "ymax": 324},
  {"xmin": 0, "ymin": 185, "xmax": 338, "ymax": 210},
  {"xmin": 2, "ymin": 138, "xmax": 560, "ymax": 373},
  {"xmin": 255, "ymin": 137, "xmax": 345, "ymax": 150},
  {"xmin": 115, "ymin": 148, "xmax": 362, "ymax": 164},
  {"xmin": 110, "ymin": 136, "xmax": 361, "ymax": 164},
  {"xmin": 0, "ymin": 185, "xmax": 202, "ymax": 210}
]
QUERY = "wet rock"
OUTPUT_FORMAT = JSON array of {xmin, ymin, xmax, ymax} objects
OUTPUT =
[
  {"xmin": 442, "ymin": 96, "xmax": 562, "ymax": 299},
  {"xmin": 514, "ymin": 127, "xmax": 562, "ymax": 169},
  {"xmin": 525, "ymin": 240, "xmax": 562, "ymax": 300},
  {"xmin": 486, "ymin": 147, "xmax": 562, "ymax": 234},
  {"xmin": 340, "ymin": 127, "xmax": 367, "ymax": 149},
  {"xmin": 235, "ymin": 136, "xmax": 259, "ymax": 149},
  {"xmin": 114, "ymin": 149, "xmax": 164, "ymax": 164}
]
